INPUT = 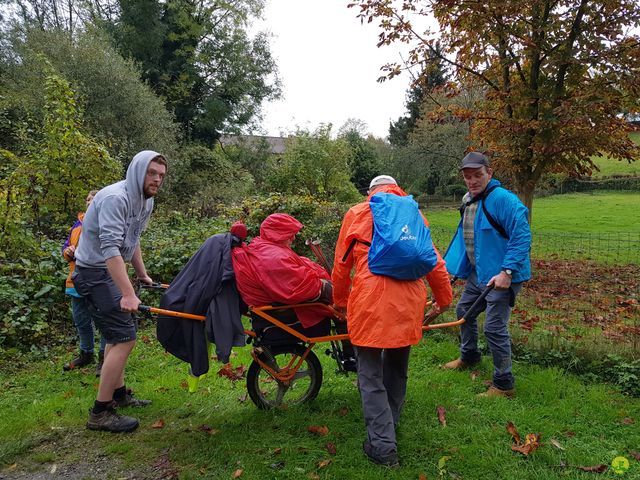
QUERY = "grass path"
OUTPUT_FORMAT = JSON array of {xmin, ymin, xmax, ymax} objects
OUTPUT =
[{"xmin": 1, "ymin": 328, "xmax": 639, "ymax": 479}]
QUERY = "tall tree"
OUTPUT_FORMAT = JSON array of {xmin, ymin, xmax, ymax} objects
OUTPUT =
[
  {"xmin": 108, "ymin": 0, "xmax": 281, "ymax": 143},
  {"xmin": 351, "ymin": 0, "xmax": 640, "ymax": 217},
  {"xmin": 338, "ymin": 119, "xmax": 383, "ymax": 192},
  {"xmin": 388, "ymin": 48, "xmax": 448, "ymax": 146}
]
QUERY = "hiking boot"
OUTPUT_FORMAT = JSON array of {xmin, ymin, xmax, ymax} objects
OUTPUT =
[
  {"xmin": 477, "ymin": 385, "xmax": 516, "ymax": 398},
  {"xmin": 95, "ymin": 350, "xmax": 104, "ymax": 377},
  {"xmin": 63, "ymin": 350, "xmax": 94, "ymax": 371},
  {"xmin": 441, "ymin": 358, "xmax": 473, "ymax": 370},
  {"xmin": 363, "ymin": 440, "xmax": 399, "ymax": 468},
  {"xmin": 114, "ymin": 389, "xmax": 152, "ymax": 408},
  {"xmin": 86, "ymin": 407, "xmax": 139, "ymax": 433}
]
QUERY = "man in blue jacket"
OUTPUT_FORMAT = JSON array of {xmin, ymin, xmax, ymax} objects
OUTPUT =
[{"xmin": 443, "ymin": 152, "xmax": 531, "ymax": 398}]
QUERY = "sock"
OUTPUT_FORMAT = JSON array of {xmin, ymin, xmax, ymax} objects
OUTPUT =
[
  {"xmin": 93, "ymin": 400, "xmax": 112, "ymax": 414},
  {"xmin": 113, "ymin": 385, "xmax": 127, "ymax": 401}
]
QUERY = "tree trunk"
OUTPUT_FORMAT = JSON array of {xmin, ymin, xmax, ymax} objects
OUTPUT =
[{"xmin": 518, "ymin": 181, "xmax": 536, "ymax": 225}]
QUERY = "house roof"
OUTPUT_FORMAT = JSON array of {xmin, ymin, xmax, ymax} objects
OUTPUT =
[{"xmin": 219, "ymin": 134, "xmax": 287, "ymax": 154}]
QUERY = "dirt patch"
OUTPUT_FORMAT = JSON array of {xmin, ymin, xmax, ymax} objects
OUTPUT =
[{"xmin": 0, "ymin": 431, "xmax": 178, "ymax": 480}]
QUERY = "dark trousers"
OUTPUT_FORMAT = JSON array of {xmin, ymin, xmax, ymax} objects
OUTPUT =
[{"xmin": 355, "ymin": 345, "xmax": 411, "ymax": 456}]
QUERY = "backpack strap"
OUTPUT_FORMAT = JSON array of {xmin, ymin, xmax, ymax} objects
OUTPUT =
[
  {"xmin": 341, "ymin": 238, "xmax": 371, "ymax": 263},
  {"xmin": 481, "ymin": 200, "xmax": 509, "ymax": 239},
  {"xmin": 459, "ymin": 184, "xmax": 508, "ymax": 239}
]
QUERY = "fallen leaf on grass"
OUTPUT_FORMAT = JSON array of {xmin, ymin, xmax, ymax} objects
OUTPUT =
[
  {"xmin": 151, "ymin": 419, "xmax": 165, "ymax": 429},
  {"xmin": 419, "ymin": 473, "xmax": 428, "ymax": 480},
  {"xmin": 140, "ymin": 334, "xmax": 151, "ymax": 344},
  {"xmin": 218, "ymin": 363, "xmax": 246, "ymax": 381},
  {"xmin": 272, "ymin": 448, "xmax": 282, "ymax": 455},
  {"xmin": 232, "ymin": 468, "xmax": 243, "ymax": 478},
  {"xmin": 470, "ymin": 371, "xmax": 480, "ymax": 381},
  {"xmin": 63, "ymin": 391, "xmax": 74, "ymax": 399},
  {"xmin": 199, "ymin": 424, "xmax": 220, "ymax": 435},
  {"xmin": 338, "ymin": 406, "xmax": 349, "ymax": 416},
  {"xmin": 307, "ymin": 425, "xmax": 329, "ymax": 436},
  {"xmin": 180, "ymin": 380, "xmax": 188, "ymax": 389},
  {"xmin": 576, "ymin": 464, "xmax": 607, "ymax": 473},
  {"xmin": 325, "ymin": 442, "xmax": 337, "ymax": 455},
  {"xmin": 621, "ymin": 417, "xmax": 635, "ymax": 425},
  {"xmin": 317, "ymin": 459, "xmax": 332, "ymax": 469},
  {"xmin": 506, "ymin": 421, "xmax": 521, "ymax": 445},
  {"xmin": 511, "ymin": 433, "xmax": 542, "ymax": 456},
  {"xmin": 550, "ymin": 439, "xmax": 564, "ymax": 450},
  {"xmin": 629, "ymin": 451, "xmax": 640, "ymax": 461},
  {"xmin": 308, "ymin": 473, "xmax": 320, "ymax": 480},
  {"xmin": 7, "ymin": 464, "xmax": 17, "ymax": 471},
  {"xmin": 507, "ymin": 422, "xmax": 541, "ymax": 456},
  {"xmin": 436, "ymin": 406, "xmax": 447, "ymax": 427}
]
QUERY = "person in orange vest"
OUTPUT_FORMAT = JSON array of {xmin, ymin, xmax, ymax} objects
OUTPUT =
[
  {"xmin": 62, "ymin": 190, "xmax": 106, "ymax": 374},
  {"xmin": 332, "ymin": 175, "xmax": 453, "ymax": 467}
]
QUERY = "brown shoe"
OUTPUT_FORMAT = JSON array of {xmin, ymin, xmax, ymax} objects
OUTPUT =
[
  {"xmin": 86, "ymin": 407, "xmax": 139, "ymax": 432},
  {"xmin": 441, "ymin": 358, "xmax": 470, "ymax": 370},
  {"xmin": 477, "ymin": 385, "xmax": 515, "ymax": 398}
]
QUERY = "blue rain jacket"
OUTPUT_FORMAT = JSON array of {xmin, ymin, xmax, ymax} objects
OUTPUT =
[{"xmin": 444, "ymin": 179, "xmax": 531, "ymax": 284}]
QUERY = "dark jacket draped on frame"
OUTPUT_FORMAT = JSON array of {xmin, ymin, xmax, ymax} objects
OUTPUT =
[{"xmin": 156, "ymin": 233, "xmax": 245, "ymax": 376}]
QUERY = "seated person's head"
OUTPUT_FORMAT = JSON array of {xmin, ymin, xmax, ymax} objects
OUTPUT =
[{"xmin": 260, "ymin": 213, "xmax": 302, "ymax": 247}]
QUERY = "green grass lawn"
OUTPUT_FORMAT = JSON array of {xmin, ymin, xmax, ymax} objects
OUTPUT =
[
  {"xmin": 425, "ymin": 191, "xmax": 640, "ymax": 234},
  {"xmin": 592, "ymin": 132, "xmax": 640, "ymax": 177},
  {"xmin": 1, "ymin": 328, "xmax": 639, "ymax": 479},
  {"xmin": 425, "ymin": 191, "xmax": 640, "ymax": 264}
]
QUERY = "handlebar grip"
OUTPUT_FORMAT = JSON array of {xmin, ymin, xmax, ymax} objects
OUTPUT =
[{"xmin": 138, "ymin": 305, "xmax": 151, "ymax": 313}]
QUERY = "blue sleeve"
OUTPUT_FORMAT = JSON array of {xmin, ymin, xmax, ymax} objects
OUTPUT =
[{"xmin": 496, "ymin": 193, "xmax": 531, "ymax": 273}]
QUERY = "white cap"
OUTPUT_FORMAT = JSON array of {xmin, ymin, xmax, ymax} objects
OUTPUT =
[{"xmin": 369, "ymin": 175, "xmax": 397, "ymax": 190}]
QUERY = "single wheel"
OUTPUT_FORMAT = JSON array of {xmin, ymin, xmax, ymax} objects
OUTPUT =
[{"xmin": 247, "ymin": 344, "xmax": 323, "ymax": 409}]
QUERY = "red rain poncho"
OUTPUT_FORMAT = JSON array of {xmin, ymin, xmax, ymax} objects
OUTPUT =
[{"xmin": 232, "ymin": 213, "xmax": 332, "ymax": 328}]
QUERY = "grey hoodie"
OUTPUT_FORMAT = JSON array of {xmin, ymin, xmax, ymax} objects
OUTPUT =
[{"xmin": 75, "ymin": 150, "xmax": 162, "ymax": 268}]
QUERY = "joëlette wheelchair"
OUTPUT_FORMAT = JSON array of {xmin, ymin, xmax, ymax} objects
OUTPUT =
[{"xmin": 138, "ymin": 284, "xmax": 492, "ymax": 410}]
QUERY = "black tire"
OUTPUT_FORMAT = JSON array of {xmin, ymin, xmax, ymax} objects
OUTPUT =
[{"xmin": 247, "ymin": 344, "xmax": 323, "ymax": 410}]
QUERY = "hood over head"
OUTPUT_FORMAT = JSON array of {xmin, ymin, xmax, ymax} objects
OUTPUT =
[
  {"xmin": 125, "ymin": 150, "xmax": 165, "ymax": 216},
  {"xmin": 259, "ymin": 213, "xmax": 303, "ymax": 244},
  {"xmin": 368, "ymin": 183, "xmax": 407, "ymax": 199}
]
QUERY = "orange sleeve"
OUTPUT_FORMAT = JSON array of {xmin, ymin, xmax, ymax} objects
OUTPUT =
[
  {"xmin": 331, "ymin": 208, "xmax": 356, "ymax": 307},
  {"xmin": 63, "ymin": 224, "xmax": 82, "ymax": 262},
  {"xmin": 425, "ymin": 249, "xmax": 453, "ymax": 308},
  {"xmin": 422, "ymin": 212, "xmax": 453, "ymax": 307}
]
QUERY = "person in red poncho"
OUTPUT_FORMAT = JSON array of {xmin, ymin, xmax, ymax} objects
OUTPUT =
[{"xmin": 232, "ymin": 214, "xmax": 354, "ymax": 367}]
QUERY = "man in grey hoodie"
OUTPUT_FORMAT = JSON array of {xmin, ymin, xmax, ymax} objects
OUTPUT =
[{"xmin": 73, "ymin": 150, "xmax": 167, "ymax": 432}]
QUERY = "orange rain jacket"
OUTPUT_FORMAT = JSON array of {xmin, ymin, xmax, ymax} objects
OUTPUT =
[
  {"xmin": 62, "ymin": 212, "xmax": 84, "ymax": 291},
  {"xmin": 332, "ymin": 184, "xmax": 453, "ymax": 348}
]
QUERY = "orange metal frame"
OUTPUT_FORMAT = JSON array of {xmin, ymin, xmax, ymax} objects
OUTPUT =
[{"xmin": 146, "ymin": 302, "xmax": 466, "ymax": 385}]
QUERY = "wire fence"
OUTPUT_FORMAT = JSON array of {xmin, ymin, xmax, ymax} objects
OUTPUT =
[
  {"xmin": 429, "ymin": 226, "xmax": 640, "ymax": 359},
  {"xmin": 430, "ymin": 227, "xmax": 640, "ymax": 265}
]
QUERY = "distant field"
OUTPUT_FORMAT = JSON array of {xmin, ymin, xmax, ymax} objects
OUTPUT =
[
  {"xmin": 425, "ymin": 191, "xmax": 640, "ymax": 264},
  {"xmin": 591, "ymin": 131, "xmax": 640, "ymax": 177},
  {"xmin": 425, "ymin": 191, "xmax": 640, "ymax": 234}
]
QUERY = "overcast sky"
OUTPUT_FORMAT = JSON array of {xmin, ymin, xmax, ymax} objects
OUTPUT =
[{"xmin": 251, "ymin": 0, "xmax": 415, "ymax": 140}]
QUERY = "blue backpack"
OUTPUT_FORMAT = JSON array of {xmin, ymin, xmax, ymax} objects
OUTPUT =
[{"xmin": 367, "ymin": 193, "xmax": 438, "ymax": 280}]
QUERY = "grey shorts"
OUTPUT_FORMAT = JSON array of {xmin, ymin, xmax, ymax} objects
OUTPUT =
[{"xmin": 72, "ymin": 266, "xmax": 137, "ymax": 344}]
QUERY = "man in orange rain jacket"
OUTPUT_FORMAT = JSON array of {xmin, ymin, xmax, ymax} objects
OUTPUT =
[{"xmin": 332, "ymin": 175, "xmax": 453, "ymax": 467}]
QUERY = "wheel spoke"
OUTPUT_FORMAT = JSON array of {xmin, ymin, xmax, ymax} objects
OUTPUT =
[{"xmin": 292, "ymin": 368, "xmax": 311, "ymax": 380}]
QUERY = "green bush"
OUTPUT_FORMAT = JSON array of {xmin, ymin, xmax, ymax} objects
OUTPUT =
[{"xmin": 0, "ymin": 235, "xmax": 69, "ymax": 350}]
